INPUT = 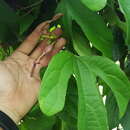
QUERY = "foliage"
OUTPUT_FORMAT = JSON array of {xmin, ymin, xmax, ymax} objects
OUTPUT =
[{"xmin": 1, "ymin": 0, "xmax": 130, "ymax": 130}]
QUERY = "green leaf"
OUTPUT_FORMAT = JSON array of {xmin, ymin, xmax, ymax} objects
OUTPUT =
[
  {"xmin": 81, "ymin": 56, "xmax": 130, "ymax": 117},
  {"xmin": 19, "ymin": 105, "xmax": 56, "ymax": 130},
  {"xmin": 81, "ymin": 0, "xmax": 107, "ymax": 11},
  {"xmin": 118, "ymin": 0, "xmax": 130, "ymax": 45},
  {"xmin": 0, "ymin": 0, "xmax": 19, "ymax": 42},
  {"xmin": 121, "ymin": 103, "xmax": 130, "ymax": 130},
  {"xmin": 56, "ymin": 0, "xmax": 113, "ymax": 58},
  {"xmin": 39, "ymin": 51, "xmax": 74, "ymax": 116},
  {"xmin": 52, "ymin": 118, "xmax": 62, "ymax": 130},
  {"xmin": 19, "ymin": 15, "xmax": 35, "ymax": 35},
  {"xmin": 0, "ymin": 47, "xmax": 13, "ymax": 60},
  {"xmin": 112, "ymin": 27, "xmax": 126, "ymax": 61},
  {"xmin": 0, "ymin": 48, "xmax": 5, "ymax": 60},
  {"xmin": 58, "ymin": 76, "xmax": 78, "ymax": 130},
  {"xmin": 55, "ymin": 0, "xmax": 72, "ymax": 38},
  {"xmin": 74, "ymin": 57, "xmax": 108, "ymax": 130},
  {"xmin": 106, "ymin": 91, "xmax": 119, "ymax": 129},
  {"xmin": 72, "ymin": 24, "xmax": 91, "ymax": 56}
]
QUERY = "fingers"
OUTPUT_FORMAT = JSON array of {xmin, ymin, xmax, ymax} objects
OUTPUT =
[
  {"xmin": 30, "ymin": 27, "xmax": 63, "ymax": 59},
  {"xmin": 15, "ymin": 14, "xmax": 64, "ymax": 55},
  {"xmin": 39, "ymin": 38, "xmax": 66, "ymax": 67},
  {"xmin": 16, "ymin": 21, "xmax": 50, "ymax": 55},
  {"xmin": 29, "ymin": 40, "xmax": 48, "ymax": 59}
]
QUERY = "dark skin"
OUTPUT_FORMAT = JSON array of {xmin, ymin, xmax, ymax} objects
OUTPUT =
[{"xmin": 0, "ymin": 14, "xmax": 66, "ymax": 125}]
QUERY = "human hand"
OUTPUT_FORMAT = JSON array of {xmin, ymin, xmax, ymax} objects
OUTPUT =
[{"xmin": 0, "ymin": 14, "xmax": 66, "ymax": 124}]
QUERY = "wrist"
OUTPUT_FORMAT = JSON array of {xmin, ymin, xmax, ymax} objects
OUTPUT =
[{"xmin": 0, "ymin": 105, "xmax": 21, "ymax": 124}]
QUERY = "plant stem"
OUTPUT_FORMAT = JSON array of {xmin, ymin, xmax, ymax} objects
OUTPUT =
[{"xmin": 19, "ymin": 0, "xmax": 44, "ymax": 11}]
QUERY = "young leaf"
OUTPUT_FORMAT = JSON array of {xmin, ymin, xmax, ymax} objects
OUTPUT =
[
  {"xmin": 81, "ymin": 0, "xmax": 107, "ymax": 11},
  {"xmin": 118, "ymin": 0, "xmax": 130, "ymax": 45},
  {"xmin": 81, "ymin": 56, "xmax": 130, "ymax": 117},
  {"xmin": 39, "ymin": 51, "xmax": 74, "ymax": 116},
  {"xmin": 74, "ymin": 57, "xmax": 109, "ymax": 130}
]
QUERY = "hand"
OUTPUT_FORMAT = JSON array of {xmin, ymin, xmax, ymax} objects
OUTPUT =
[{"xmin": 0, "ymin": 17, "xmax": 66, "ymax": 124}]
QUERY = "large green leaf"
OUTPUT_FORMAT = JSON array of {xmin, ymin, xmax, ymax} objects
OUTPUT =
[
  {"xmin": 81, "ymin": 56, "xmax": 130, "ymax": 117},
  {"xmin": 56, "ymin": 0, "xmax": 113, "ymax": 58},
  {"xmin": 118, "ymin": 0, "xmax": 130, "ymax": 45},
  {"xmin": 81, "ymin": 0, "xmax": 107, "ymax": 11},
  {"xmin": 74, "ymin": 57, "xmax": 108, "ymax": 130},
  {"xmin": 0, "ymin": 0, "xmax": 19, "ymax": 42},
  {"xmin": 39, "ymin": 51, "xmax": 74, "ymax": 116}
]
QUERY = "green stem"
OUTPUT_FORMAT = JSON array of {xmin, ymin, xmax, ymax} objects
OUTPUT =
[
  {"xmin": 116, "ymin": 20, "xmax": 127, "ymax": 33},
  {"xmin": 19, "ymin": 0, "xmax": 44, "ymax": 11}
]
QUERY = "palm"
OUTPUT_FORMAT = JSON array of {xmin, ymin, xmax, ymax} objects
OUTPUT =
[
  {"xmin": 0, "ymin": 51, "xmax": 40, "ymax": 119},
  {"xmin": 0, "ymin": 15, "xmax": 66, "ymax": 123}
]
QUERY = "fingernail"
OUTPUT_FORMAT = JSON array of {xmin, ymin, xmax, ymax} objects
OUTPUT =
[{"xmin": 52, "ymin": 13, "xmax": 64, "ymax": 21}]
